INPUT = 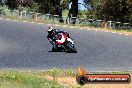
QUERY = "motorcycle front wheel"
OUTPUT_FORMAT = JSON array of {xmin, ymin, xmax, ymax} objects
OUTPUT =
[
  {"xmin": 65, "ymin": 41, "xmax": 77, "ymax": 53},
  {"xmin": 52, "ymin": 47, "xmax": 58, "ymax": 52}
]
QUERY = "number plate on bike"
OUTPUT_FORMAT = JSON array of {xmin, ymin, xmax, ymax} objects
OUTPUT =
[{"xmin": 58, "ymin": 45, "xmax": 61, "ymax": 47}]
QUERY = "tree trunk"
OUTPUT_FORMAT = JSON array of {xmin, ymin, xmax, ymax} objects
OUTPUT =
[
  {"xmin": 55, "ymin": 5, "xmax": 64, "ymax": 23},
  {"xmin": 50, "ymin": 0, "xmax": 64, "ymax": 23},
  {"xmin": 69, "ymin": 0, "xmax": 78, "ymax": 24}
]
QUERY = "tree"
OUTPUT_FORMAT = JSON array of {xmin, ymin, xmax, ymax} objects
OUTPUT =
[
  {"xmin": 5, "ymin": 0, "xmax": 19, "ymax": 9},
  {"xmin": 50, "ymin": 0, "xmax": 64, "ymax": 22},
  {"xmin": 33, "ymin": 0, "xmax": 64, "ymax": 22},
  {"xmin": 67, "ymin": 0, "xmax": 78, "ymax": 24},
  {"xmin": 101, "ymin": 0, "xmax": 132, "ymax": 22},
  {"xmin": 6, "ymin": 0, "xmax": 33, "ymax": 9},
  {"xmin": 5, "ymin": 0, "xmax": 80, "ymax": 23},
  {"xmin": 85, "ymin": 0, "xmax": 132, "ymax": 22}
]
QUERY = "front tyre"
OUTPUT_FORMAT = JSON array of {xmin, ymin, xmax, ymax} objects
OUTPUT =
[
  {"xmin": 65, "ymin": 41, "xmax": 77, "ymax": 53},
  {"xmin": 52, "ymin": 47, "xmax": 58, "ymax": 52}
]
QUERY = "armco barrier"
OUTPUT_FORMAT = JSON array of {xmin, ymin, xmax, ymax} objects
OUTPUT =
[{"xmin": 0, "ymin": 10, "xmax": 131, "ymax": 30}]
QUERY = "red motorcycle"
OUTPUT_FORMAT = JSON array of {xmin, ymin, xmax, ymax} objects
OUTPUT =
[{"xmin": 52, "ymin": 32, "xmax": 77, "ymax": 53}]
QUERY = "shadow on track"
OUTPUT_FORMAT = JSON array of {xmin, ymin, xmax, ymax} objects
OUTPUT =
[{"xmin": 48, "ymin": 50, "xmax": 77, "ymax": 53}]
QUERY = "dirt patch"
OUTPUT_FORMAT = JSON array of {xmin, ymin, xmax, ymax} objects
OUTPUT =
[{"xmin": 44, "ymin": 74, "xmax": 132, "ymax": 88}]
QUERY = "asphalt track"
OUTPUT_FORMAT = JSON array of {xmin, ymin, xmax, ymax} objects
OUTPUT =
[{"xmin": 0, "ymin": 18, "xmax": 132, "ymax": 72}]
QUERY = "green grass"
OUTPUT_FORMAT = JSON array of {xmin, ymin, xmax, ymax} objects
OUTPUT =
[
  {"xmin": 0, "ymin": 71, "xmax": 64, "ymax": 88},
  {"xmin": 0, "ymin": 69, "xmax": 131, "ymax": 88},
  {"xmin": 0, "ymin": 69, "xmax": 77, "ymax": 88}
]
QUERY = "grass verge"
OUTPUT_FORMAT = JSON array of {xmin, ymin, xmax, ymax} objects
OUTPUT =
[
  {"xmin": 0, "ymin": 69, "xmax": 132, "ymax": 88},
  {"xmin": 0, "ymin": 70, "xmax": 64, "ymax": 88}
]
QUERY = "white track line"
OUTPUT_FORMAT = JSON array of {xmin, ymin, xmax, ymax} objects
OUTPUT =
[
  {"xmin": 47, "ymin": 24, "xmax": 51, "ymax": 26},
  {"xmin": 119, "ymin": 33, "xmax": 123, "ymax": 35},
  {"xmin": 104, "ymin": 31, "xmax": 108, "ymax": 32},
  {"xmin": 6, "ymin": 19, "xmax": 10, "ymax": 20},
  {"xmin": 87, "ymin": 29, "xmax": 91, "ymax": 30},
  {"xmin": 23, "ymin": 21, "xmax": 27, "ymax": 23},
  {"xmin": 112, "ymin": 32, "xmax": 116, "ymax": 34},
  {"xmin": 31, "ymin": 22, "xmax": 34, "ymax": 23},
  {"xmin": 9, "ymin": 68, "xmax": 12, "ymax": 70},
  {"xmin": 38, "ymin": 23, "xmax": 42, "ymax": 24},
  {"xmin": 13, "ymin": 20, "xmax": 18, "ymax": 21}
]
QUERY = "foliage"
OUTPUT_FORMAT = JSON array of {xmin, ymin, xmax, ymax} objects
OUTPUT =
[
  {"xmin": 0, "ymin": 5, "xmax": 11, "ymax": 16},
  {"xmin": 5, "ymin": 0, "xmax": 39, "ymax": 12},
  {"xmin": 85, "ymin": 0, "xmax": 132, "ymax": 22},
  {"xmin": 4, "ymin": 0, "xmax": 132, "ymax": 23}
]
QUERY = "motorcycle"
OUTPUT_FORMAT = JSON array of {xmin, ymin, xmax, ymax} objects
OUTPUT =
[{"xmin": 51, "ymin": 33, "xmax": 77, "ymax": 53}]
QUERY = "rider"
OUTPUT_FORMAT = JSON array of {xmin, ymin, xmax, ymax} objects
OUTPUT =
[{"xmin": 47, "ymin": 26, "xmax": 70, "ymax": 49}]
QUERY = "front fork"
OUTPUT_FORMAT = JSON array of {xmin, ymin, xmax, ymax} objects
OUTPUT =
[
  {"xmin": 61, "ymin": 44, "xmax": 67, "ymax": 51},
  {"xmin": 62, "ymin": 41, "xmax": 71, "ymax": 51}
]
